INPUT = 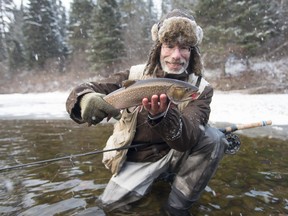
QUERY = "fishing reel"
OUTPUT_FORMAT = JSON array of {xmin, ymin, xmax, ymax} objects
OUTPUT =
[{"xmin": 224, "ymin": 133, "xmax": 241, "ymax": 155}]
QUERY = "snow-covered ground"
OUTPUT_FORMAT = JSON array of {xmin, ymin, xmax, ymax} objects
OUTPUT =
[
  {"xmin": 0, "ymin": 91, "xmax": 287, "ymax": 138},
  {"xmin": 210, "ymin": 92, "xmax": 288, "ymax": 125},
  {"xmin": 0, "ymin": 91, "xmax": 287, "ymax": 124},
  {"xmin": 0, "ymin": 92, "xmax": 70, "ymax": 120}
]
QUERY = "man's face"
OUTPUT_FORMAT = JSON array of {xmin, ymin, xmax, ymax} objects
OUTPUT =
[{"xmin": 160, "ymin": 42, "xmax": 191, "ymax": 75}]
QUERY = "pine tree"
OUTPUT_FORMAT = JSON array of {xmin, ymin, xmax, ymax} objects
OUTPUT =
[
  {"xmin": 68, "ymin": 0, "xmax": 94, "ymax": 51},
  {"xmin": 0, "ymin": 0, "xmax": 14, "ymax": 61},
  {"xmin": 161, "ymin": 0, "xmax": 172, "ymax": 17},
  {"xmin": 0, "ymin": 0, "xmax": 6, "ymax": 61},
  {"xmin": 52, "ymin": 0, "xmax": 68, "ymax": 72},
  {"xmin": 195, "ymin": 0, "xmax": 280, "ymax": 56},
  {"xmin": 23, "ymin": 0, "xmax": 67, "ymax": 68},
  {"xmin": 7, "ymin": 5, "xmax": 25, "ymax": 70},
  {"xmin": 56, "ymin": 0, "xmax": 67, "ymax": 40},
  {"xmin": 161, "ymin": 0, "xmax": 197, "ymax": 14},
  {"xmin": 118, "ymin": 0, "xmax": 157, "ymax": 63},
  {"xmin": 279, "ymin": 0, "xmax": 288, "ymax": 40},
  {"xmin": 88, "ymin": 0, "xmax": 125, "ymax": 73}
]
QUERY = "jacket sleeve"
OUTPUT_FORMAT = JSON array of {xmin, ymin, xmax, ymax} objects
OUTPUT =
[
  {"xmin": 149, "ymin": 85, "xmax": 213, "ymax": 152},
  {"xmin": 66, "ymin": 70, "xmax": 129, "ymax": 123}
]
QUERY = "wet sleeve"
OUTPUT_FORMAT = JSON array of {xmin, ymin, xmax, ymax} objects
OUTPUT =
[{"xmin": 149, "ymin": 85, "xmax": 213, "ymax": 152}]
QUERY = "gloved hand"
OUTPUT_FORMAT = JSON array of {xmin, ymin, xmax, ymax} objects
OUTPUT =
[{"xmin": 80, "ymin": 92, "xmax": 121, "ymax": 125}]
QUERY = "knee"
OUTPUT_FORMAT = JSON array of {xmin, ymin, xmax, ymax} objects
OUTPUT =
[
  {"xmin": 201, "ymin": 127, "xmax": 228, "ymax": 158},
  {"xmin": 205, "ymin": 126, "xmax": 224, "ymax": 144}
]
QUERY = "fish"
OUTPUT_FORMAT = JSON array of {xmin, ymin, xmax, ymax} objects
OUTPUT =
[{"xmin": 103, "ymin": 78, "xmax": 199, "ymax": 109}]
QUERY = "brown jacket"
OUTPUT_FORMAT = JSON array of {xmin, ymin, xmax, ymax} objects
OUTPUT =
[{"xmin": 66, "ymin": 69, "xmax": 213, "ymax": 162}]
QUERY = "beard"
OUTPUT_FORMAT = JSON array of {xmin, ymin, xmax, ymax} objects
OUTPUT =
[{"xmin": 160, "ymin": 58, "xmax": 189, "ymax": 75}]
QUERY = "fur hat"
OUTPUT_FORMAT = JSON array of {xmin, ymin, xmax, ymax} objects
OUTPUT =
[
  {"xmin": 151, "ymin": 9, "xmax": 203, "ymax": 46},
  {"xmin": 145, "ymin": 9, "xmax": 204, "ymax": 76}
]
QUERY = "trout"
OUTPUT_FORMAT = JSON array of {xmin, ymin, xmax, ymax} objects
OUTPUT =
[{"xmin": 103, "ymin": 78, "xmax": 199, "ymax": 109}]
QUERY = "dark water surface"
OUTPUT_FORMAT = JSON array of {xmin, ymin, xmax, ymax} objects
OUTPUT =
[{"xmin": 0, "ymin": 120, "xmax": 287, "ymax": 216}]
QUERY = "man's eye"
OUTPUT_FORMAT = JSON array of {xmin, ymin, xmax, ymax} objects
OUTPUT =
[{"xmin": 181, "ymin": 46, "xmax": 191, "ymax": 51}]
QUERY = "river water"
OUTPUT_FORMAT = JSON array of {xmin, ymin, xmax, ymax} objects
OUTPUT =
[{"xmin": 0, "ymin": 119, "xmax": 287, "ymax": 215}]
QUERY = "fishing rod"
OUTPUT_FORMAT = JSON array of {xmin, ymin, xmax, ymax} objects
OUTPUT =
[
  {"xmin": 220, "ymin": 120, "xmax": 272, "ymax": 155},
  {"xmin": 219, "ymin": 120, "xmax": 272, "ymax": 133},
  {"xmin": 0, "ymin": 120, "xmax": 272, "ymax": 172},
  {"xmin": 0, "ymin": 143, "xmax": 149, "ymax": 172}
]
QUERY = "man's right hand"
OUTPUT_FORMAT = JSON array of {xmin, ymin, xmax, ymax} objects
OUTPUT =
[
  {"xmin": 142, "ymin": 94, "xmax": 168, "ymax": 116},
  {"xmin": 80, "ymin": 92, "xmax": 121, "ymax": 125}
]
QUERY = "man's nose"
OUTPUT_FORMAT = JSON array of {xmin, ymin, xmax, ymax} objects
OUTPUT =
[{"xmin": 171, "ymin": 46, "xmax": 182, "ymax": 58}]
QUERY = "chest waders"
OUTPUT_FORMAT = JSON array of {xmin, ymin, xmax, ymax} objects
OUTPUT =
[{"xmin": 100, "ymin": 64, "xmax": 228, "ymax": 215}]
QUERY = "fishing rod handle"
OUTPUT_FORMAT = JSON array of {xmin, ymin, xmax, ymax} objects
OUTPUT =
[{"xmin": 221, "ymin": 120, "xmax": 272, "ymax": 133}]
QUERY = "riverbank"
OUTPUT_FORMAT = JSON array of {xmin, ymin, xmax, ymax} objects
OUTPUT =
[
  {"xmin": 0, "ymin": 92, "xmax": 287, "ymax": 140},
  {"xmin": 1, "ymin": 58, "xmax": 288, "ymax": 94}
]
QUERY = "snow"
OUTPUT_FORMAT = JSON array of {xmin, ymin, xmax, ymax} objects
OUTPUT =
[
  {"xmin": 210, "ymin": 92, "xmax": 288, "ymax": 125},
  {"xmin": 0, "ymin": 92, "xmax": 287, "ymax": 126},
  {"xmin": 0, "ymin": 92, "xmax": 70, "ymax": 120}
]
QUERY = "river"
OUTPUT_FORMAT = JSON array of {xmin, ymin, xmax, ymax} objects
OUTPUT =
[{"xmin": 0, "ymin": 92, "xmax": 287, "ymax": 215}]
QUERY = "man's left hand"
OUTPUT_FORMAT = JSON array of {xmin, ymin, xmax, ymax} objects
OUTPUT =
[{"xmin": 142, "ymin": 94, "xmax": 168, "ymax": 116}]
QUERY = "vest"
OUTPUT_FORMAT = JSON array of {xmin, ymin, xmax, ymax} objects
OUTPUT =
[{"xmin": 102, "ymin": 64, "xmax": 209, "ymax": 176}]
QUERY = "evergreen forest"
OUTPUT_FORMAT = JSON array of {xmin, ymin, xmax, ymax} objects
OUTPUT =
[{"xmin": 0, "ymin": 0, "xmax": 287, "ymax": 93}]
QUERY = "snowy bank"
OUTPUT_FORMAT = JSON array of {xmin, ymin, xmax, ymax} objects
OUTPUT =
[
  {"xmin": 1, "ymin": 91, "xmax": 287, "ymax": 125},
  {"xmin": 0, "ymin": 92, "xmax": 287, "ymax": 139},
  {"xmin": 210, "ymin": 92, "xmax": 288, "ymax": 125},
  {"xmin": 0, "ymin": 92, "xmax": 70, "ymax": 120}
]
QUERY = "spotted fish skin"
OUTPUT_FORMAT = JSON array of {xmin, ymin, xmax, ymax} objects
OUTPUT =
[{"xmin": 103, "ymin": 78, "xmax": 199, "ymax": 109}]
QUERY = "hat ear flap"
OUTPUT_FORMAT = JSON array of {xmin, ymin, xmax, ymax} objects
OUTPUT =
[
  {"xmin": 151, "ymin": 24, "xmax": 158, "ymax": 41},
  {"xmin": 188, "ymin": 46, "xmax": 203, "ymax": 76}
]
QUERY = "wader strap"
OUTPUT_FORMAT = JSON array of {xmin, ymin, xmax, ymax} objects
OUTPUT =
[{"xmin": 195, "ymin": 75, "xmax": 202, "ymax": 88}]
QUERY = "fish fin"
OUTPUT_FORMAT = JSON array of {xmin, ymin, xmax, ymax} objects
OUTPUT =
[{"xmin": 122, "ymin": 80, "xmax": 138, "ymax": 88}]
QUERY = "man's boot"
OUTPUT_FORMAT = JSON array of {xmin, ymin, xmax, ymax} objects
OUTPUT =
[
  {"xmin": 162, "ymin": 202, "xmax": 192, "ymax": 216},
  {"xmin": 162, "ymin": 188, "xmax": 193, "ymax": 216}
]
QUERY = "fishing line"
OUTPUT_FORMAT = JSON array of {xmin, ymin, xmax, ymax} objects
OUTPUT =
[
  {"xmin": 0, "ymin": 120, "xmax": 272, "ymax": 172},
  {"xmin": 0, "ymin": 143, "xmax": 151, "ymax": 172}
]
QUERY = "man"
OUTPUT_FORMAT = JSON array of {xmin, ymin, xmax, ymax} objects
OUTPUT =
[{"xmin": 66, "ymin": 9, "xmax": 228, "ymax": 216}]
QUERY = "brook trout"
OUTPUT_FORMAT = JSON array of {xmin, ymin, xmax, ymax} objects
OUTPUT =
[{"xmin": 103, "ymin": 78, "xmax": 199, "ymax": 109}]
